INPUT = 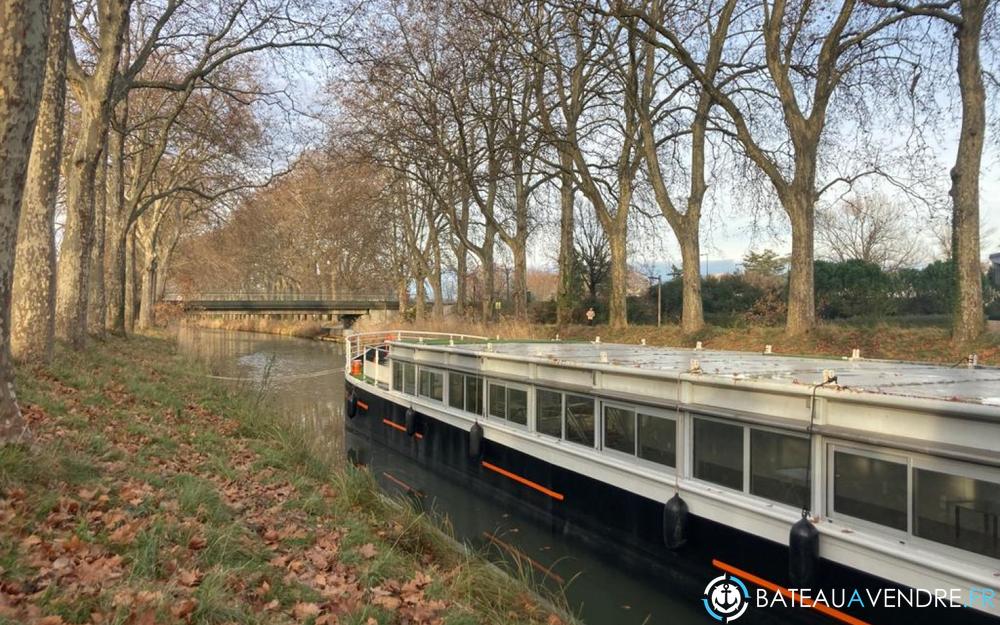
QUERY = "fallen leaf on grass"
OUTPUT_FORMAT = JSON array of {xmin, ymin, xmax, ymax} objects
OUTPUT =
[
  {"xmin": 292, "ymin": 602, "xmax": 321, "ymax": 621},
  {"xmin": 177, "ymin": 569, "xmax": 202, "ymax": 587},
  {"xmin": 171, "ymin": 599, "xmax": 198, "ymax": 619},
  {"xmin": 358, "ymin": 543, "xmax": 377, "ymax": 559}
]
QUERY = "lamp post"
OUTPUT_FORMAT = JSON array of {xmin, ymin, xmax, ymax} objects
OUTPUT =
[{"xmin": 649, "ymin": 274, "xmax": 662, "ymax": 327}]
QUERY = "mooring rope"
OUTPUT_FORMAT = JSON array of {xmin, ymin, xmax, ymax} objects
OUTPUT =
[{"xmin": 204, "ymin": 366, "xmax": 344, "ymax": 382}]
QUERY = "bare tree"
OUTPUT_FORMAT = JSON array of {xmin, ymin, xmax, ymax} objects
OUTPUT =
[
  {"xmin": 11, "ymin": 0, "xmax": 69, "ymax": 363},
  {"xmin": 867, "ymin": 0, "xmax": 993, "ymax": 341},
  {"xmin": 533, "ymin": 4, "xmax": 645, "ymax": 329},
  {"xmin": 816, "ymin": 193, "xmax": 924, "ymax": 270},
  {"xmin": 575, "ymin": 204, "xmax": 612, "ymax": 300},
  {"xmin": 57, "ymin": 0, "xmax": 129, "ymax": 348},
  {"xmin": 631, "ymin": 0, "xmax": 735, "ymax": 333},
  {"xmin": 622, "ymin": 0, "xmax": 912, "ymax": 334},
  {"xmin": 0, "ymin": 0, "xmax": 50, "ymax": 443}
]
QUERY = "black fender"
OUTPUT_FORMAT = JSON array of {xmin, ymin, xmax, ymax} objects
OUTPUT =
[
  {"xmin": 468, "ymin": 423, "xmax": 484, "ymax": 460},
  {"xmin": 404, "ymin": 408, "xmax": 417, "ymax": 436},
  {"xmin": 346, "ymin": 390, "xmax": 358, "ymax": 419},
  {"xmin": 789, "ymin": 516, "xmax": 820, "ymax": 587},
  {"xmin": 662, "ymin": 493, "xmax": 689, "ymax": 550}
]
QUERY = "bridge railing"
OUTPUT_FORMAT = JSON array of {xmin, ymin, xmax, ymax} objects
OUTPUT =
[
  {"xmin": 173, "ymin": 292, "xmax": 397, "ymax": 303},
  {"xmin": 345, "ymin": 330, "xmax": 490, "ymax": 369}
]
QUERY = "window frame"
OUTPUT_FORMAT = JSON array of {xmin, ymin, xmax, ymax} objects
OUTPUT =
[
  {"xmin": 601, "ymin": 400, "xmax": 638, "ymax": 460},
  {"xmin": 634, "ymin": 407, "xmax": 679, "ymax": 471},
  {"xmin": 826, "ymin": 443, "xmax": 912, "ymax": 537},
  {"xmin": 690, "ymin": 414, "xmax": 747, "ymax": 493},
  {"xmin": 392, "ymin": 360, "xmax": 417, "ymax": 396},
  {"xmin": 447, "ymin": 370, "xmax": 465, "ymax": 411},
  {"xmin": 907, "ymin": 452, "xmax": 1000, "ymax": 565},
  {"xmin": 534, "ymin": 387, "xmax": 565, "ymax": 440},
  {"xmin": 446, "ymin": 370, "xmax": 484, "ymax": 416},
  {"xmin": 417, "ymin": 366, "xmax": 445, "ymax": 403},
  {"xmin": 686, "ymin": 414, "xmax": 810, "ymax": 511},
  {"xmin": 563, "ymin": 392, "xmax": 597, "ymax": 449},
  {"xmin": 485, "ymin": 379, "xmax": 530, "ymax": 430},
  {"xmin": 746, "ymin": 425, "xmax": 811, "ymax": 509}
]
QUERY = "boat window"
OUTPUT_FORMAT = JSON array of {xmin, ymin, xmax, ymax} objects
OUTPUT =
[
  {"xmin": 392, "ymin": 360, "xmax": 403, "ymax": 392},
  {"xmin": 488, "ymin": 383, "xmax": 506, "ymax": 420},
  {"xmin": 913, "ymin": 468, "xmax": 1000, "ymax": 559},
  {"xmin": 693, "ymin": 418, "xmax": 744, "ymax": 490},
  {"xmin": 466, "ymin": 376, "xmax": 483, "ymax": 415},
  {"xmin": 394, "ymin": 361, "xmax": 416, "ymax": 395},
  {"xmin": 487, "ymin": 382, "xmax": 527, "ymax": 426},
  {"xmin": 508, "ymin": 388, "xmax": 528, "ymax": 426},
  {"xmin": 448, "ymin": 373, "xmax": 465, "ymax": 410},
  {"xmin": 833, "ymin": 451, "xmax": 907, "ymax": 531},
  {"xmin": 603, "ymin": 405, "xmax": 635, "ymax": 454},
  {"xmin": 565, "ymin": 394, "xmax": 595, "ymax": 447},
  {"xmin": 638, "ymin": 412, "xmax": 676, "ymax": 468},
  {"xmin": 750, "ymin": 429, "xmax": 809, "ymax": 508},
  {"xmin": 536, "ymin": 389, "xmax": 563, "ymax": 438},
  {"xmin": 418, "ymin": 368, "xmax": 443, "ymax": 401}
]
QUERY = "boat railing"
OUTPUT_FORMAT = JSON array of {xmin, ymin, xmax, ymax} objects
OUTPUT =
[{"xmin": 344, "ymin": 330, "xmax": 490, "ymax": 368}]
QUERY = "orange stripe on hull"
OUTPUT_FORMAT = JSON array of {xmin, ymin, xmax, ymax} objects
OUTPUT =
[
  {"xmin": 481, "ymin": 461, "xmax": 564, "ymax": 501},
  {"xmin": 381, "ymin": 418, "xmax": 424, "ymax": 439},
  {"xmin": 712, "ymin": 559, "xmax": 872, "ymax": 625}
]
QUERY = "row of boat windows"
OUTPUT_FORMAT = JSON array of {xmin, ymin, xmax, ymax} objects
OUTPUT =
[{"xmin": 390, "ymin": 361, "xmax": 999, "ymax": 560}]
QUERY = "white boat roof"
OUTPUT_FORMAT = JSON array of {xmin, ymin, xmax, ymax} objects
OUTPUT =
[{"xmin": 420, "ymin": 341, "xmax": 1000, "ymax": 408}]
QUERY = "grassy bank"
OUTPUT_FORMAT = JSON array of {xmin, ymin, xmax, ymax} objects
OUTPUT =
[
  {"xmin": 0, "ymin": 335, "xmax": 567, "ymax": 625},
  {"xmin": 354, "ymin": 318, "xmax": 1000, "ymax": 365},
  {"xmin": 181, "ymin": 317, "xmax": 329, "ymax": 339}
]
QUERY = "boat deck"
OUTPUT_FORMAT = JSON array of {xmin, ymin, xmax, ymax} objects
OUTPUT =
[{"xmin": 415, "ymin": 341, "xmax": 1000, "ymax": 407}]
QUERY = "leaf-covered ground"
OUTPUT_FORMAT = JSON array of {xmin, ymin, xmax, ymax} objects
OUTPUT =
[{"xmin": 1, "ymin": 335, "xmax": 565, "ymax": 625}]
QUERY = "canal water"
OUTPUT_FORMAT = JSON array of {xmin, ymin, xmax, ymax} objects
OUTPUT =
[{"xmin": 175, "ymin": 326, "xmax": 801, "ymax": 625}]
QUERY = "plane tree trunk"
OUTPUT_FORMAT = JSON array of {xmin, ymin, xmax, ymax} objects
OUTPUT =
[
  {"xmin": 0, "ymin": 0, "xmax": 50, "ymax": 443},
  {"xmin": 11, "ymin": 0, "xmax": 68, "ymax": 363}
]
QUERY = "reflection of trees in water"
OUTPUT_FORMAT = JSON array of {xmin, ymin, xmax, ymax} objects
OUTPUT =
[{"xmin": 176, "ymin": 326, "xmax": 346, "ymax": 461}]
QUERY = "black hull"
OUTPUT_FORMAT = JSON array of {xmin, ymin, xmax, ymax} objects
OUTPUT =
[{"xmin": 345, "ymin": 382, "xmax": 996, "ymax": 625}]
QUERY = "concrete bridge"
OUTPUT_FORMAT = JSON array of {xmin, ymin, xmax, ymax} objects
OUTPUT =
[{"xmin": 175, "ymin": 293, "xmax": 400, "ymax": 325}]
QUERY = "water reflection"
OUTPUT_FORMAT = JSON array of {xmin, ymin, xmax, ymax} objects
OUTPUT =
[{"xmin": 176, "ymin": 325, "xmax": 345, "ymax": 460}]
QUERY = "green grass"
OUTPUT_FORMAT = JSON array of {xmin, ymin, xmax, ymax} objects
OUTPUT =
[{"xmin": 2, "ymin": 334, "xmax": 571, "ymax": 625}]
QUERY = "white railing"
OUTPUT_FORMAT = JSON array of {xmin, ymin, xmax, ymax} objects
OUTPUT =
[{"xmin": 344, "ymin": 330, "xmax": 490, "ymax": 369}]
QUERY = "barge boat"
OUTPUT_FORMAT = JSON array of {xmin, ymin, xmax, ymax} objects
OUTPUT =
[{"xmin": 343, "ymin": 331, "xmax": 1000, "ymax": 623}]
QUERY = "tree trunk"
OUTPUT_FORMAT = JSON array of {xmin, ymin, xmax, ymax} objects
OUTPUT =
[
  {"xmin": 607, "ymin": 220, "xmax": 628, "ymax": 329},
  {"xmin": 481, "ymin": 229, "xmax": 496, "ymax": 321},
  {"xmin": 678, "ymin": 227, "xmax": 704, "ymax": 334},
  {"xmin": 455, "ymin": 242, "xmax": 467, "ymax": 317},
  {"xmin": 511, "ymin": 182, "xmax": 529, "ymax": 320},
  {"xmin": 57, "ymin": 0, "xmax": 126, "ymax": 348},
  {"xmin": 106, "ymin": 115, "xmax": 126, "ymax": 332},
  {"xmin": 511, "ymin": 238, "xmax": 527, "ymax": 320},
  {"xmin": 786, "ymin": 195, "xmax": 816, "ymax": 335},
  {"xmin": 56, "ymin": 99, "xmax": 104, "ymax": 348},
  {"xmin": 431, "ymin": 238, "xmax": 444, "ymax": 318},
  {"xmin": 137, "ymin": 256, "xmax": 156, "ymax": 330},
  {"xmin": 951, "ymin": 0, "xmax": 986, "ymax": 343},
  {"xmin": 396, "ymin": 275, "xmax": 407, "ymax": 314},
  {"xmin": 455, "ymin": 197, "xmax": 469, "ymax": 317},
  {"xmin": 0, "ymin": 0, "xmax": 49, "ymax": 443},
  {"xmin": 125, "ymin": 227, "xmax": 137, "ymax": 332},
  {"xmin": 89, "ymin": 134, "xmax": 107, "ymax": 337},
  {"xmin": 11, "ymin": 0, "xmax": 68, "ymax": 364},
  {"xmin": 556, "ymin": 154, "xmax": 575, "ymax": 327},
  {"xmin": 414, "ymin": 275, "xmax": 426, "ymax": 323}
]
